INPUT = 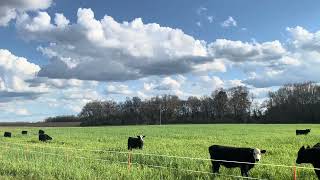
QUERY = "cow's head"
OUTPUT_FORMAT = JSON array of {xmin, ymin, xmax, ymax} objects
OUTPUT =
[
  {"xmin": 296, "ymin": 146, "xmax": 308, "ymax": 164},
  {"xmin": 253, "ymin": 148, "xmax": 266, "ymax": 162},
  {"xmin": 307, "ymin": 129, "xmax": 311, "ymax": 132},
  {"xmin": 137, "ymin": 135, "xmax": 145, "ymax": 141}
]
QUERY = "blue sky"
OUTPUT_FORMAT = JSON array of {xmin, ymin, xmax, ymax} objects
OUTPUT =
[{"xmin": 1, "ymin": 0, "xmax": 320, "ymax": 121}]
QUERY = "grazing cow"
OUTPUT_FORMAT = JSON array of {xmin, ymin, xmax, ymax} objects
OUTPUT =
[
  {"xmin": 22, "ymin": 131, "xmax": 28, "ymax": 135},
  {"xmin": 39, "ymin": 134, "xmax": 52, "ymax": 142},
  {"xmin": 4, "ymin": 132, "xmax": 11, "ymax": 137},
  {"xmin": 209, "ymin": 145, "xmax": 266, "ymax": 177},
  {"xmin": 296, "ymin": 129, "xmax": 311, "ymax": 135},
  {"xmin": 296, "ymin": 145, "xmax": 320, "ymax": 179},
  {"xmin": 39, "ymin": 130, "xmax": 45, "ymax": 135},
  {"xmin": 128, "ymin": 135, "xmax": 145, "ymax": 150}
]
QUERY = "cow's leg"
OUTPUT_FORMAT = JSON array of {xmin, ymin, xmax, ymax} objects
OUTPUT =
[
  {"xmin": 314, "ymin": 169, "xmax": 320, "ymax": 179},
  {"xmin": 212, "ymin": 162, "xmax": 220, "ymax": 173},
  {"xmin": 240, "ymin": 165, "xmax": 249, "ymax": 177}
]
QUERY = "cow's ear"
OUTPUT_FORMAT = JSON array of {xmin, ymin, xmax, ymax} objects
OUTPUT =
[
  {"xmin": 143, "ymin": 135, "xmax": 145, "ymax": 138},
  {"xmin": 261, "ymin": 150, "xmax": 266, "ymax": 154}
]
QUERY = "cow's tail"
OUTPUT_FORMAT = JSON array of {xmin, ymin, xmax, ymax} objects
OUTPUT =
[
  {"xmin": 127, "ymin": 138, "xmax": 132, "ymax": 150},
  {"xmin": 208, "ymin": 145, "xmax": 214, "ymax": 160}
]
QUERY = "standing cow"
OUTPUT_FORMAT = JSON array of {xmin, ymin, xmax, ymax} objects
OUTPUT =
[
  {"xmin": 209, "ymin": 145, "xmax": 266, "ymax": 177},
  {"xmin": 128, "ymin": 135, "xmax": 145, "ymax": 150},
  {"xmin": 4, "ymin": 132, "xmax": 11, "ymax": 137},
  {"xmin": 296, "ymin": 145, "xmax": 320, "ymax": 179},
  {"xmin": 296, "ymin": 129, "xmax": 311, "ymax": 135}
]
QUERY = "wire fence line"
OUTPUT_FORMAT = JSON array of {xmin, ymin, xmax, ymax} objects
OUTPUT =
[
  {"xmin": 130, "ymin": 162, "xmax": 265, "ymax": 180},
  {"xmin": 2, "ymin": 145, "xmax": 128, "ymax": 164},
  {"xmin": 0, "ymin": 140, "xmax": 318, "ymax": 172},
  {"xmin": 2, "ymin": 145, "xmax": 265, "ymax": 180}
]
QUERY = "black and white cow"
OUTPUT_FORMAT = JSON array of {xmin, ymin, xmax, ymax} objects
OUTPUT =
[
  {"xmin": 296, "ymin": 129, "xmax": 311, "ymax": 135},
  {"xmin": 22, "ymin": 131, "xmax": 28, "ymax": 135},
  {"xmin": 128, "ymin": 135, "xmax": 145, "ymax": 150},
  {"xmin": 209, "ymin": 145, "xmax": 266, "ymax": 177},
  {"xmin": 4, "ymin": 132, "xmax": 11, "ymax": 137},
  {"xmin": 39, "ymin": 134, "xmax": 52, "ymax": 142},
  {"xmin": 296, "ymin": 145, "xmax": 320, "ymax": 179}
]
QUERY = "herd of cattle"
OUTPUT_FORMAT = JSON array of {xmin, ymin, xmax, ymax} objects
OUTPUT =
[
  {"xmin": 3, "ymin": 130, "xmax": 52, "ymax": 142},
  {"xmin": 1, "ymin": 128, "xmax": 318, "ymax": 178},
  {"xmin": 127, "ymin": 129, "xmax": 320, "ymax": 179}
]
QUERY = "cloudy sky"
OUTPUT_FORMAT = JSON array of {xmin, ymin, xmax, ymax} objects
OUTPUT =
[{"xmin": 1, "ymin": 0, "xmax": 320, "ymax": 122}]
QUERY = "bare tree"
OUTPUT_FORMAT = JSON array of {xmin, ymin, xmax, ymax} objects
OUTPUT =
[
  {"xmin": 212, "ymin": 89, "xmax": 229, "ymax": 122},
  {"xmin": 228, "ymin": 86, "xmax": 251, "ymax": 122}
]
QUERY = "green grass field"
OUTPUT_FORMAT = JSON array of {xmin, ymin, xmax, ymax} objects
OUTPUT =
[{"xmin": 0, "ymin": 124, "xmax": 318, "ymax": 180}]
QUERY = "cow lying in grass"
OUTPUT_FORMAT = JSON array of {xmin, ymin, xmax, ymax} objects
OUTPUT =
[
  {"xmin": 39, "ymin": 134, "xmax": 52, "ymax": 142},
  {"xmin": 209, "ymin": 145, "xmax": 266, "ymax": 177},
  {"xmin": 21, "ymin": 131, "xmax": 28, "ymax": 135},
  {"xmin": 296, "ymin": 129, "xmax": 311, "ymax": 135},
  {"xmin": 296, "ymin": 144, "xmax": 320, "ymax": 179},
  {"xmin": 128, "ymin": 135, "xmax": 145, "ymax": 150}
]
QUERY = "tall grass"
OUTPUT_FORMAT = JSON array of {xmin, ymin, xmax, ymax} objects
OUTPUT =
[{"xmin": 0, "ymin": 124, "xmax": 318, "ymax": 179}]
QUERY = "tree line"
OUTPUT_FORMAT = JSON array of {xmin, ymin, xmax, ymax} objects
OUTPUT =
[
  {"xmin": 264, "ymin": 82, "xmax": 320, "ymax": 123},
  {"xmin": 44, "ymin": 82, "xmax": 320, "ymax": 125}
]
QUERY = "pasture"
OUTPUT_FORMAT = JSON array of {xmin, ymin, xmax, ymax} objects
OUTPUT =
[{"xmin": 0, "ymin": 124, "xmax": 318, "ymax": 179}]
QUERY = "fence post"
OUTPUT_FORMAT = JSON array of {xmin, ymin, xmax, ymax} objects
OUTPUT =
[
  {"xmin": 24, "ymin": 144, "xmax": 28, "ymax": 160},
  {"xmin": 293, "ymin": 165, "xmax": 297, "ymax": 180},
  {"xmin": 128, "ymin": 151, "xmax": 132, "ymax": 170}
]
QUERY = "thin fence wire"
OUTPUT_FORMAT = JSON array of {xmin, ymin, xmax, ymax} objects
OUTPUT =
[
  {"xmin": 0, "ymin": 141, "xmax": 318, "ymax": 171},
  {"xmin": 2, "ymin": 145, "xmax": 265, "ymax": 180}
]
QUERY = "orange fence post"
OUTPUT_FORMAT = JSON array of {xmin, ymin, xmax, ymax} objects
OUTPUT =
[
  {"xmin": 24, "ymin": 144, "xmax": 28, "ymax": 160},
  {"xmin": 293, "ymin": 165, "xmax": 297, "ymax": 180},
  {"xmin": 128, "ymin": 151, "xmax": 132, "ymax": 170}
]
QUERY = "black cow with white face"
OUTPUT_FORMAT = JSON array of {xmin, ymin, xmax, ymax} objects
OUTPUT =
[
  {"xmin": 296, "ymin": 145, "xmax": 320, "ymax": 179},
  {"xmin": 128, "ymin": 135, "xmax": 145, "ymax": 150},
  {"xmin": 209, "ymin": 145, "xmax": 266, "ymax": 177}
]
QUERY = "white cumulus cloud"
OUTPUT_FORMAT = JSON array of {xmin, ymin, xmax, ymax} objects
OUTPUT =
[
  {"xmin": 0, "ymin": 0, "xmax": 52, "ymax": 26},
  {"xmin": 17, "ymin": 8, "xmax": 212, "ymax": 82}
]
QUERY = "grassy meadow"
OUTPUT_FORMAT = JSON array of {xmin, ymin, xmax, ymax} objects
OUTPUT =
[{"xmin": 0, "ymin": 124, "xmax": 318, "ymax": 179}]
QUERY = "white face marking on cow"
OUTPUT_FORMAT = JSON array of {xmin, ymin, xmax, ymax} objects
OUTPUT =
[
  {"xmin": 139, "ymin": 135, "xmax": 144, "ymax": 141},
  {"xmin": 253, "ymin": 148, "xmax": 262, "ymax": 161}
]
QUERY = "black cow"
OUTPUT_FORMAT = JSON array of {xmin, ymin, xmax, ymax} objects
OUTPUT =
[
  {"xmin": 296, "ymin": 145, "xmax": 320, "ymax": 179},
  {"xmin": 22, "ymin": 131, "xmax": 28, "ymax": 135},
  {"xmin": 39, "ymin": 134, "xmax": 52, "ymax": 142},
  {"xmin": 39, "ymin": 129, "xmax": 45, "ymax": 135},
  {"xmin": 4, "ymin": 132, "xmax": 11, "ymax": 137},
  {"xmin": 128, "ymin": 135, "xmax": 145, "ymax": 150},
  {"xmin": 296, "ymin": 129, "xmax": 311, "ymax": 135},
  {"xmin": 209, "ymin": 145, "xmax": 266, "ymax": 177}
]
